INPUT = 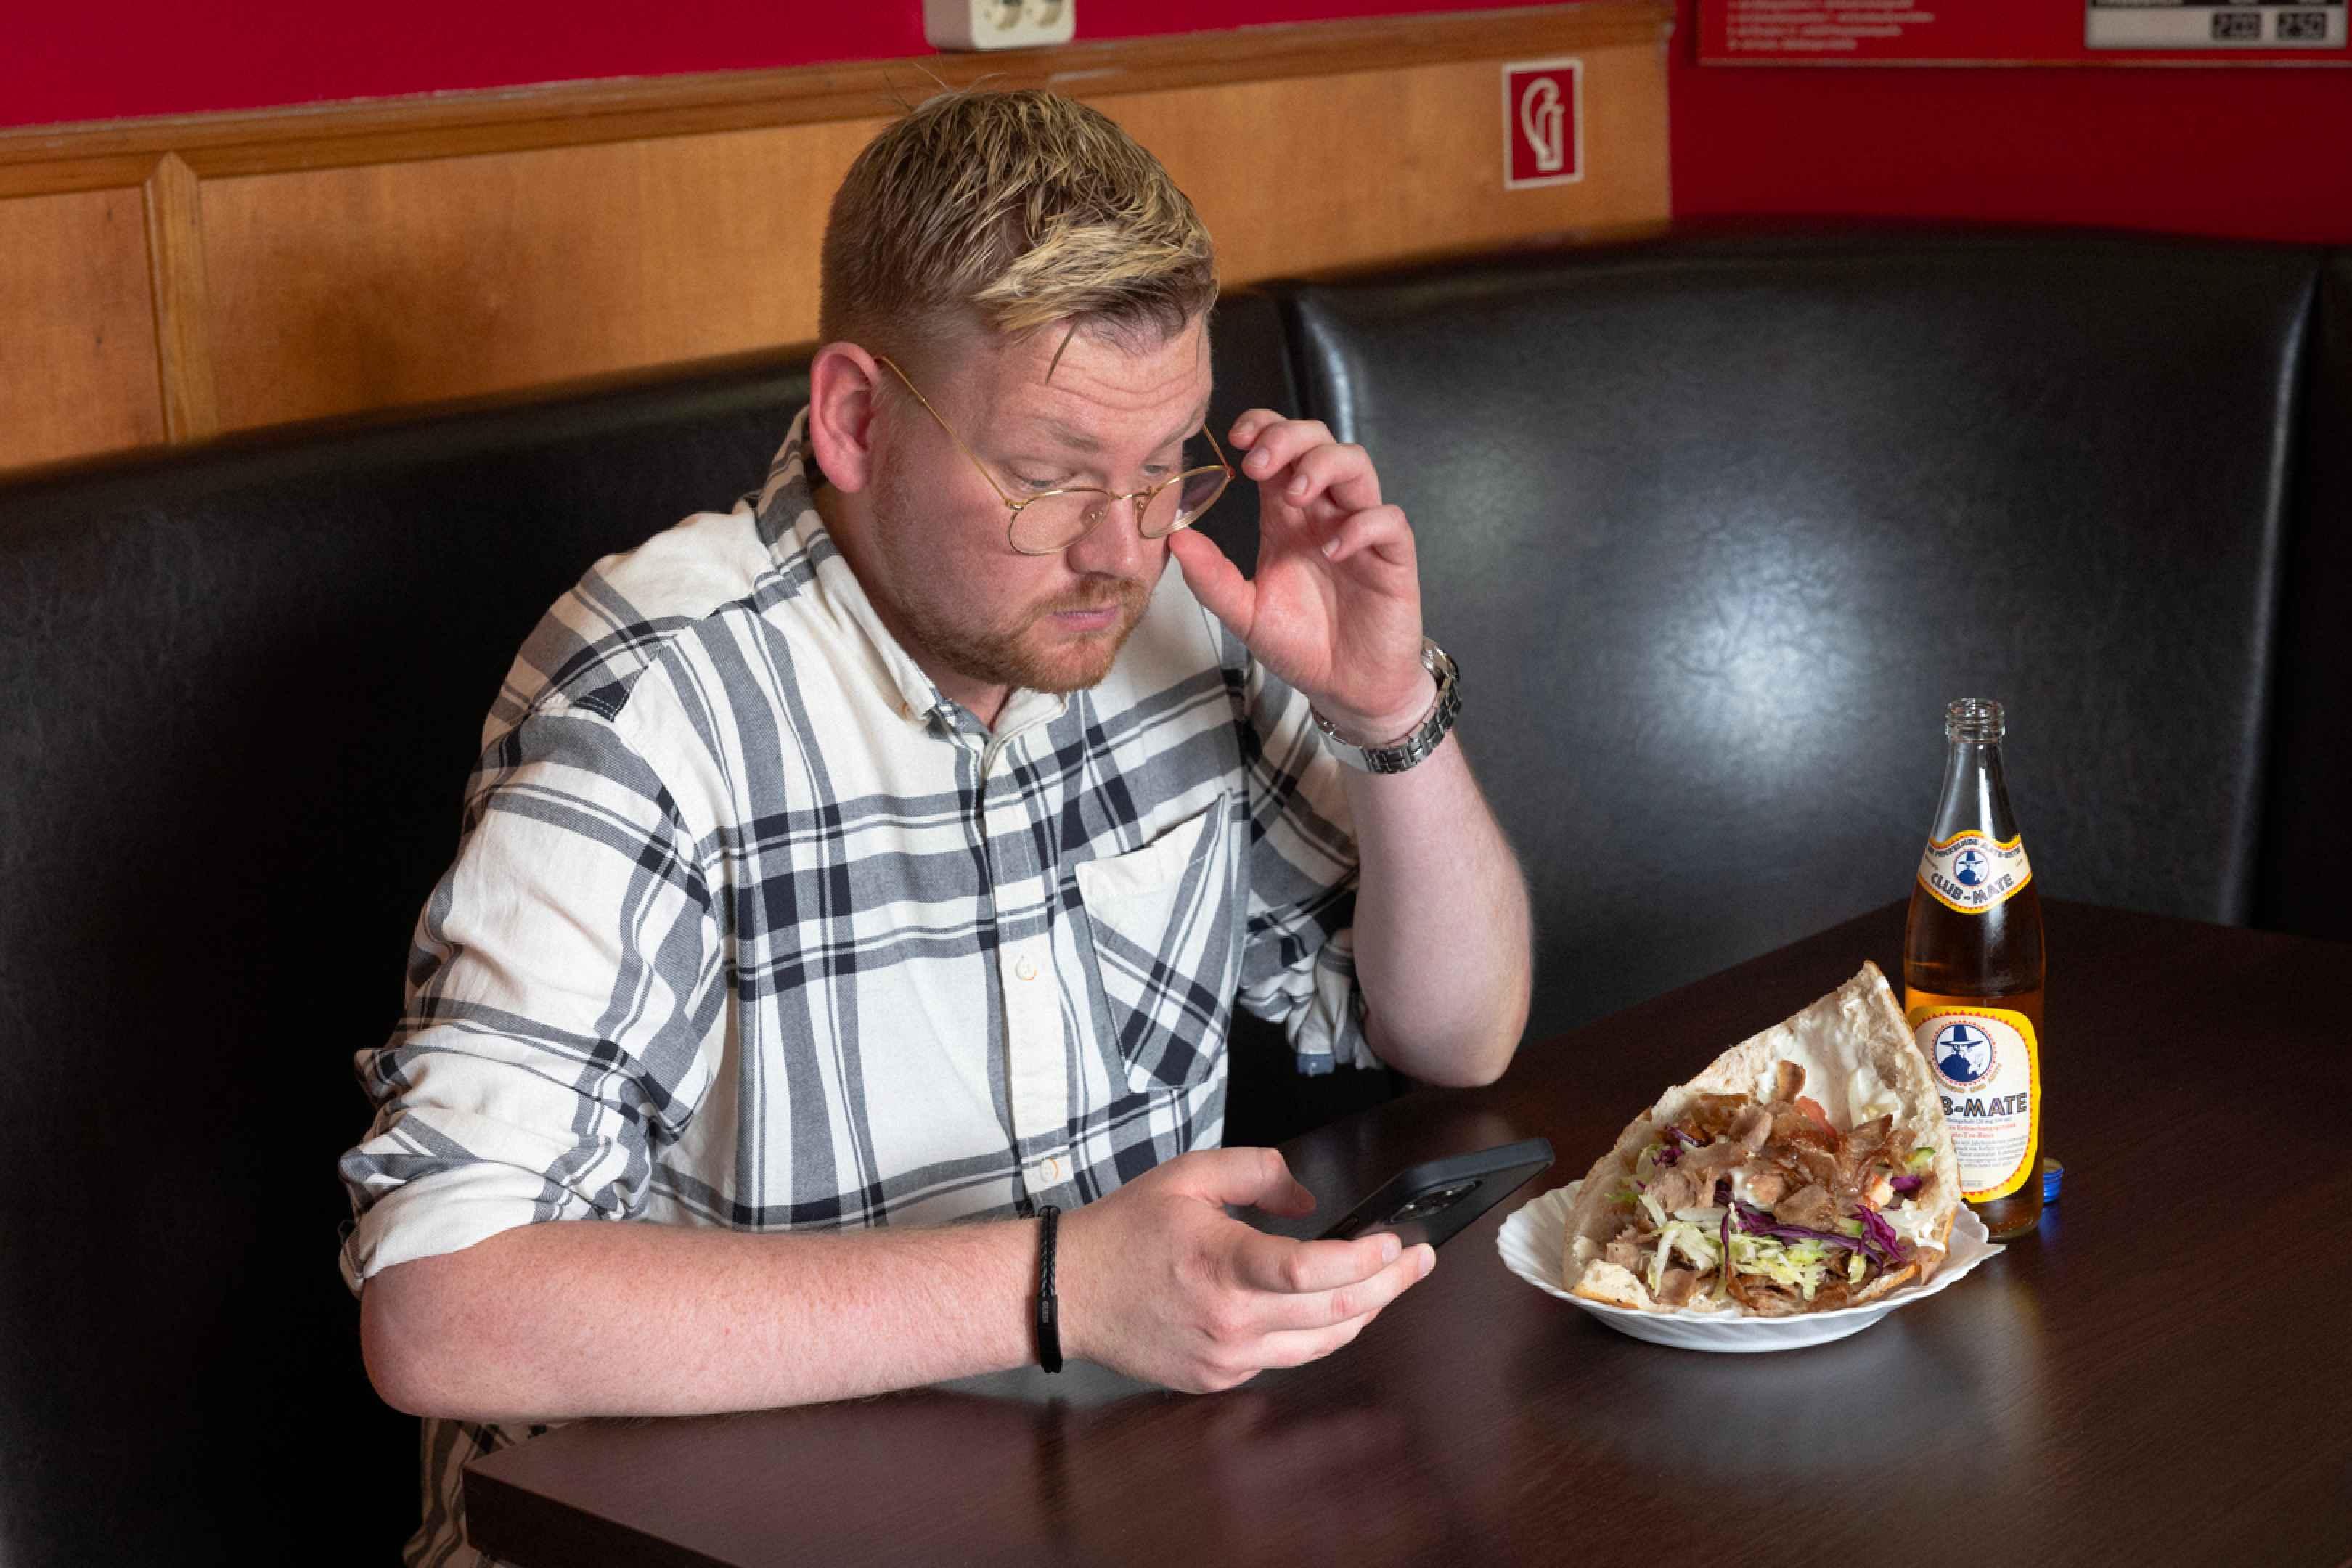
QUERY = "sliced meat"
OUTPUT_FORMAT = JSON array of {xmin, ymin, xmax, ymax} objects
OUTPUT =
[
  {"xmin": 1680, "ymin": 1138, "xmax": 1748, "ymax": 1187},
  {"xmin": 1605, "ymin": 1237, "xmax": 1642, "ymax": 1270},
  {"xmin": 1845, "ymin": 1114, "xmax": 1894, "ymax": 1164},
  {"xmin": 1805, "ymin": 1278, "xmax": 1855, "ymax": 1312},
  {"xmin": 1731, "ymin": 1103, "xmax": 1773, "ymax": 1152},
  {"xmin": 1773, "ymin": 1059, "xmax": 1806, "ymax": 1103},
  {"xmin": 1646, "ymin": 1166, "xmax": 1703, "ymax": 1212},
  {"xmin": 1659, "ymin": 1267, "xmax": 1700, "ymax": 1307},
  {"xmin": 1740, "ymin": 1169, "xmax": 1789, "ymax": 1207},
  {"xmin": 1770, "ymin": 1104, "xmax": 1839, "ymax": 1152},
  {"xmin": 1681, "ymin": 1093, "xmax": 1752, "ymax": 1143},
  {"xmin": 1772, "ymin": 1183, "xmax": 1839, "ymax": 1230},
  {"xmin": 1764, "ymin": 1139, "xmax": 1843, "ymax": 1191},
  {"xmin": 1840, "ymin": 1114, "xmax": 1896, "ymax": 1189}
]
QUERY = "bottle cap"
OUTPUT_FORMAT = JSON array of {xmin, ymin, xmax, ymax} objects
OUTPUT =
[{"xmin": 2041, "ymin": 1155, "xmax": 2063, "ymax": 1204}]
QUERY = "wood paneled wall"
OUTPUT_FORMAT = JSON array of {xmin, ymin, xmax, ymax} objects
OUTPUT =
[{"xmin": 0, "ymin": 5, "xmax": 1670, "ymax": 478}]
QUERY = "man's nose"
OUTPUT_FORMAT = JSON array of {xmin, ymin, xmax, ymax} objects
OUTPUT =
[{"xmin": 1062, "ymin": 494, "xmax": 1155, "ymax": 577}]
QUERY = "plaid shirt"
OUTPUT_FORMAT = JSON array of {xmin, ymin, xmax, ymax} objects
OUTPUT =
[{"xmin": 339, "ymin": 411, "xmax": 1372, "ymax": 1567}]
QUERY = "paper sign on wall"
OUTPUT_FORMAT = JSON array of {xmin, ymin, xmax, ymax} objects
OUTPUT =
[
  {"xmin": 1699, "ymin": 0, "xmax": 2347, "ymax": 62},
  {"xmin": 1503, "ymin": 60, "xmax": 1583, "ymax": 189}
]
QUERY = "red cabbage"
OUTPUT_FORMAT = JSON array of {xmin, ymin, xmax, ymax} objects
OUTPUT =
[
  {"xmin": 1890, "ymin": 1175, "xmax": 1923, "ymax": 1193},
  {"xmin": 1732, "ymin": 1201, "xmax": 1854, "ymax": 1250},
  {"xmin": 1855, "ymin": 1204, "xmax": 1911, "ymax": 1265},
  {"xmin": 1732, "ymin": 1201, "xmax": 1910, "ymax": 1270}
]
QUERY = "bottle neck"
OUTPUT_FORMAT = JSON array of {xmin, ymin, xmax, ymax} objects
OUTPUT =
[{"xmin": 1929, "ymin": 740, "xmax": 2021, "ymax": 842}]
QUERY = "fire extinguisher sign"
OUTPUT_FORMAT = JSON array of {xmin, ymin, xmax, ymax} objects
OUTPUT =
[{"xmin": 1503, "ymin": 59, "xmax": 1583, "ymax": 190}]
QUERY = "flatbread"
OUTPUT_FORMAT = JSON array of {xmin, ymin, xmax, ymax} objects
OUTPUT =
[{"xmin": 1561, "ymin": 961, "xmax": 1961, "ymax": 1315}]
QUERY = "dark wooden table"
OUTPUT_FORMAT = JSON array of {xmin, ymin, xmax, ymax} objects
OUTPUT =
[{"xmin": 465, "ymin": 899, "xmax": 2352, "ymax": 1567}]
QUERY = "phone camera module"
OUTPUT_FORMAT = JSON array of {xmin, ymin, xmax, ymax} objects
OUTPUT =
[{"xmin": 1385, "ymin": 1179, "xmax": 1481, "ymax": 1225}]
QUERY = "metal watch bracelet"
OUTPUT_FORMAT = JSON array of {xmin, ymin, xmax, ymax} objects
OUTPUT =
[{"xmin": 1310, "ymin": 638, "xmax": 1461, "ymax": 774}]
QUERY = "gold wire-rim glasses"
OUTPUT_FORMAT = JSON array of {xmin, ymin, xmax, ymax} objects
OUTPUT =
[{"xmin": 875, "ymin": 354, "xmax": 1233, "ymax": 558}]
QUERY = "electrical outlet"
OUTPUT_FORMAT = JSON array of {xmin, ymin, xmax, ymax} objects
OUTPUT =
[{"xmin": 924, "ymin": 0, "xmax": 1074, "ymax": 51}]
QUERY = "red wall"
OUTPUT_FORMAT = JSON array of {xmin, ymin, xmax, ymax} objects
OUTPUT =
[{"xmin": 10, "ymin": 1, "xmax": 2349, "ymax": 243}]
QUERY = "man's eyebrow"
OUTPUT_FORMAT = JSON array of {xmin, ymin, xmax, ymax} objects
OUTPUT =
[{"xmin": 1031, "ymin": 400, "xmax": 1214, "ymax": 456}]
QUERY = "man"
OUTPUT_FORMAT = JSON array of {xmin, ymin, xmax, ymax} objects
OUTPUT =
[{"xmin": 343, "ymin": 88, "xmax": 1531, "ymax": 1566}]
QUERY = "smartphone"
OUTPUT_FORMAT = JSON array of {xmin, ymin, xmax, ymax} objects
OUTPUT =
[{"xmin": 1316, "ymin": 1138, "xmax": 1556, "ymax": 1251}]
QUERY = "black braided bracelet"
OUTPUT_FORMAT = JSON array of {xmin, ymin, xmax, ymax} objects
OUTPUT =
[{"xmin": 1035, "ymin": 1204, "xmax": 1063, "ymax": 1374}]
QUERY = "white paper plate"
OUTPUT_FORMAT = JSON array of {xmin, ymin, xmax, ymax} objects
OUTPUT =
[{"xmin": 1496, "ymin": 1180, "xmax": 2002, "ymax": 1352}]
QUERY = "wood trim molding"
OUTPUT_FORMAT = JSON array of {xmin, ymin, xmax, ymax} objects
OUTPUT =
[
  {"xmin": 0, "ymin": 4, "xmax": 1670, "ymax": 187},
  {"xmin": 140, "ymin": 153, "xmax": 219, "ymax": 441}
]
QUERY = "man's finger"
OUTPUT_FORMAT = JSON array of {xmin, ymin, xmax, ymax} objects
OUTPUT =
[
  {"xmin": 1247, "ymin": 1244, "xmax": 1433, "ymax": 1328},
  {"xmin": 1226, "ymin": 409, "xmax": 1284, "ymax": 448},
  {"xmin": 1237, "ymin": 419, "xmax": 1336, "ymax": 483},
  {"xmin": 1319, "ymin": 504, "xmax": 1416, "ymax": 569},
  {"xmin": 1278, "ymin": 442, "xmax": 1380, "ymax": 514},
  {"xmin": 1253, "ymin": 1310, "xmax": 1381, "ymax": 1371},
  {"xmin": 1230, "ymin": 1229, "xmax": 1400, "ymax": 1296}
]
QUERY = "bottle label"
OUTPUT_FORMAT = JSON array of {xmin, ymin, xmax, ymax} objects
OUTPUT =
[
  {"xmin": 1910, "ymin": 1003, "xmax": 2041, "ymax": 1201},
  {"xmin": 1916, "ymin": 830, "xmax": 2033, "ymax": 915}
]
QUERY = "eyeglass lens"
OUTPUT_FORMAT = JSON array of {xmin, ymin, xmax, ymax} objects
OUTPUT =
[{"xmin": 1009, "ymin": 466, "xmax": 1229, "ymax": 554}]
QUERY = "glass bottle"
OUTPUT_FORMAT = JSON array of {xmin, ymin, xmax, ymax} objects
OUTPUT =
[{"xmin": 1903, "ymin": 698, "xmax": 2046, "ymax": 1241}]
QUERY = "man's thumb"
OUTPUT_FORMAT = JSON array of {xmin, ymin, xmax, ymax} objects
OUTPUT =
[
  {"xmin": 1186, "ymin": 1145, "xmax": 1316, "ymax": 1215},
  {"xmin": 1164, "ymin": 528, "xmax": 1254, "ymax": 637}
]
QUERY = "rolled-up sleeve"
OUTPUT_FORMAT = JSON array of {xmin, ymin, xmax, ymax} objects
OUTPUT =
[
  {"xmin": 338, "ymin": 698, "xmax": 720, "ymax": 1293},
  {"xmin": 1227, "ymin": 643, "xmax": 1378, "ymax": 1077}
]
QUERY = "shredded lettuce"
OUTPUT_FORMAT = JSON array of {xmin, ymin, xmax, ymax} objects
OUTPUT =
[
  {"xmin": 1906, "ymin": 1146, "xmax": 1936, "ymax": 1173},
  {"xmin": 1726, "ymin": 1233, "xmax": 1832, "ymax": 1300},
  {"xmin": 1644, "ymin": 1220, "xmax": 1724, "ymax": 1296}
]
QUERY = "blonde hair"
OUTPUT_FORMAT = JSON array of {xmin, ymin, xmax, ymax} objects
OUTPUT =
[{"xmin": 820, "ymin": 89, "xmax": 1217, "ymax": 362}]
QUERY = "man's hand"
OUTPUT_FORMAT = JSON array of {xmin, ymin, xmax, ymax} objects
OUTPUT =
[
  {"xmin": 1055, "ymin": 1147, "xmax": 1436, "ymax": 1393},
  {"xmin": 1165, "ymin": 413, "xmax": 1432, "ymax": 741}
]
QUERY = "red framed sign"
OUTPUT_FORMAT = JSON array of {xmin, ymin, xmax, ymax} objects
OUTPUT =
[
  {"xmin": 1503, "ymin": 59, "xmax": 1584, "ymax": 189},
  {"xmin": 1698, "ymin": 0, "xmax": 2348, "ymax": 63}
]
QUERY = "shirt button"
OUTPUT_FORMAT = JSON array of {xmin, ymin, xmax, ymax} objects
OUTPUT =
[{"xmin": 1014, "ymin": 955, "xmax": 1039, "ymax": 981}]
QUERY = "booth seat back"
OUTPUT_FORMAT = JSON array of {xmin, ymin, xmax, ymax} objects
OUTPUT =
[
  {"xmin": 0, "ymin": 351, "xmax": 815, "ymax": 1564},
  {"xmin": 1271, "ymin": 230, "xmax": 2338, "ymax": 1040},
  {"xmin": 0, "ymin": 294, "xmax": 1298, "ymax": 1566}
]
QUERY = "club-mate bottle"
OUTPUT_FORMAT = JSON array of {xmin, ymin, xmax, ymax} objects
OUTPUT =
[{"xmin": 1903, "ymin": 698, "xmax": 2045, "ymax": 1241}]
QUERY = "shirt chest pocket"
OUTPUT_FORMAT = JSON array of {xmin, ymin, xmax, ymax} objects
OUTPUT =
[{"xmin": 1071, "ymin": 799, "xmax": 1241, "ymax": 1096}]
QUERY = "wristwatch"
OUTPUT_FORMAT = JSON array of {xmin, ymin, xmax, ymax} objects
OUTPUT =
[{"xmin": 1311, "ymin": 638, "xmax": 1461, "ymax": 774}]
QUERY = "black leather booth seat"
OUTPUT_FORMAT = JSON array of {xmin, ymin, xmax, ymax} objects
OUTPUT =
[
  {"xmin": 1276, "ymin": 229, "xmax": 2348, "ymax": 1038},
  {"xmin": 0, "ymin": 232, "xmax": 2343, "ymax": 1565},
  {"xmin": 0, "ymin": 351, "xmax": 812, "ymax": 1566}
]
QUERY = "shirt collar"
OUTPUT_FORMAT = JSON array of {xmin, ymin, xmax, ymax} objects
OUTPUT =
[{"xmin": 753, "ymin": 408, "xmax": 1069, "ymax": 740}]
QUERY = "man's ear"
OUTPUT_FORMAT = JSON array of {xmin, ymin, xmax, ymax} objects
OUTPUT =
[{"xmin": 806, "ymin": 342, "xmax": 886, "ymax": 494}]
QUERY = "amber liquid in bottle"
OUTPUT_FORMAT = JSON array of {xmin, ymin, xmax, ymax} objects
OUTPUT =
[{"xmin": 1903, "ymin": 699, "xmax": 2046, "ymax": 1241}]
